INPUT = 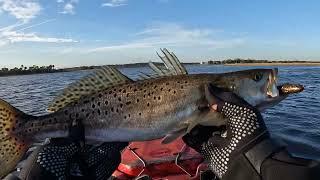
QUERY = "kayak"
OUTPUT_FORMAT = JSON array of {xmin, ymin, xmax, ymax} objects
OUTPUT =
[{"xmin": 112, "ymin": 138, "xmax": 208, "ymax": 179}]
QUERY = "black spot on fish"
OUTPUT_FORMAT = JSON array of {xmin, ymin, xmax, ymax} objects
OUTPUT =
[
  {"xmin": 120, "ymin": 104, "xmax": 123, "ymax": 108},
  {"xmin": 105, "ymin": 101, "xmax": 109, "ymax": 105},
  {"xmin": 99, "ymin": 94, "xmax": 103, "ymax": 98},
  {"xmin": 105, "ymin": 111, "xmax": 108, "ymax": 115},
  {"xmin": 147, "ymin": 103, "xmax": 150, "ymax": 107},
  {"xmin": 181, "ymin": 86, "xmax": 184, "ymax": 89},
  {"xmin": 139, "ymin": 112, "xmax": 141, "ymax": 116},
  {"xmin": 118, "ymin": 97, "xmax": 121, "ymax": 102},
  {"xmin": 126, "ymin": 101, "xmax": 131, "ymax": 105},
  {"xmin": 109, "ymin": 91, "xmax": 113, "ymax": 94},
  {"xmin": 158, "ymin": 96, "xmax": 161, "ymax": 100},
  {"xmin": 111, "ymin": 107, "xmax": 114, "ymax": 112},
  {"xmin": 97, "ymin": 109, "xmax": 101, "ymax": 115},
  {"xmin": 136, "ymin": 99, "xmax": 139, "ymax": 103},
  {"xmin": 114, "ymin": 94, "xmax": 117, "ymax": 97},
  {"xmin": 97, "ymin": 102, "xmax": 101, "ymax": 106},
  {"xmin": 92, "ymin": 104, "xmax": 96, "ymax": 109},
  {"xmin": 173, "ymin": 90, "xmax": 176, "ymax": 94}
]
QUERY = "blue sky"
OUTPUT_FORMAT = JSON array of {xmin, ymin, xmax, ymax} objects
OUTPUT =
[{"xmin": 0, "ymin": 0, "xmax": 319, "ymax": 68}]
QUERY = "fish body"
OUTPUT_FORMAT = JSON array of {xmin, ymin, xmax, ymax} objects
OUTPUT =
[
  {"xmin": 0, "ymin": 49, "xmax": 303, "ymax": 177},
  {"xmin": 26, "ymin": 74, "xmax": 226, "ymax": 143}
]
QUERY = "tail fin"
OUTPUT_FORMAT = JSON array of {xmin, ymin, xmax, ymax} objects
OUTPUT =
[{"xmin": 0, "ymin": 99, "xmax": 31, "ymax": 178}]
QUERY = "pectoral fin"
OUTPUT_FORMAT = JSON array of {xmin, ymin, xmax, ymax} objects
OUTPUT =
[{"xmin": 161, "ymin": 126, "xmax": 188, "ymax": 144}]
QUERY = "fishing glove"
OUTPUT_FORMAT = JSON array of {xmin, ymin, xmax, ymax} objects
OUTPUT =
[
  {"xmin": 18, "ymin": 122, "xmax": 85, "ymax": 180},
  {"xmin": 17, "ymin": 121, "xmax": 128, "ymax": 180},
  {"xmin": 183, "ymin": 84, "xmax": 284, "ymax": 179}
]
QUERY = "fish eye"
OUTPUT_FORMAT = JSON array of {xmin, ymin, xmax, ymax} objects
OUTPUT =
[{"xmin": 253, "ymin": 72, "xmax": 263, "ymax": 82}]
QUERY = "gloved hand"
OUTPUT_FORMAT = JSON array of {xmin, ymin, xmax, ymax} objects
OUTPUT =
[
  {"xmin": 78, "ymin": 142, "xmax": 128, "ymax": 180},
  {"xmin": 183, "ymin": 84, "xmax": 281, "ymax": 179},
  {"xmin": 16, "ymin": 122, "xmax": 128, "ymax": 180}
]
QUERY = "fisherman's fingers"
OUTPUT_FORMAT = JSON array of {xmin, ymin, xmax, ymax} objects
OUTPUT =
[{"xmin": 19, "ymin": 139, "xmax": 80, "ymax": 180}]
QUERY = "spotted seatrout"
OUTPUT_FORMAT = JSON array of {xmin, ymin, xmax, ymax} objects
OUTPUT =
[{"xmin": 0, "ymin": 48, "xmax": 304, "ymax": 177}]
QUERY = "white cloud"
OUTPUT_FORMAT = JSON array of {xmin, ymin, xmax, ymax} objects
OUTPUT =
[
  {"xmin": 89, "ymin": 23, "xmax": 245, "ymax": 52},
  {"xmin": 59, "ymin": 0, "xmax": 78, "ymax": 15},
  {"xmin": 2, "ymin": 31, "xmax": 77, "ymax": 43},
  {"xmin": 102, "ymin": 0, "xmax": 128, "ymax": 7},
  {"xmin": 0, "ymin": 21, "xmax": 78, "ymax": 46},
  {"xmin": 0, "ymin": 0, "xmax": 41, "ymax": 22}
]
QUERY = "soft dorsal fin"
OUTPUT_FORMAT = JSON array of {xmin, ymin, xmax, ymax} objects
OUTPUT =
[
  {"xmin": 47, "ymin": 66, "xmax": 133, "ymax": 112},
  {"xmin": 139, "ymin": 48, "xmax": 188, "ymax": 79}
]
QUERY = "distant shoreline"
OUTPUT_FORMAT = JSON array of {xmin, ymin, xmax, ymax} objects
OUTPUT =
[
  {"xmin": 0, "ymin": 63, "xmax": 197, "ymax": 77},
  {"xmin": 224, "ymin": 62, "xmax": 320, "ymax": 66},
  {"xmin": 1, "ymin": 62, "xmax": 319, "ymax": 77}
]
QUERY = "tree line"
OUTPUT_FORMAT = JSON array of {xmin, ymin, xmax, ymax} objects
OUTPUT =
[
  {"xmin": 0, "ymin": 65, "xmax": 62, "ymax": 76},
  {"xmin": 206, "ymin": 58, "xmax": 312, "ymax": 64}
]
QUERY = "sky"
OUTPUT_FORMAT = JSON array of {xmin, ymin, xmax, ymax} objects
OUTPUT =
[{"xmin": 0, "ymin": 0, "xmax": 320, "ymax": 68}]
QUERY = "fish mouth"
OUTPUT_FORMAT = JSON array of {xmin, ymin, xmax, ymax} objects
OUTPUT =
[{"xmin": 256, "ymin": 83, "xmax": 304, "ymax": 111}]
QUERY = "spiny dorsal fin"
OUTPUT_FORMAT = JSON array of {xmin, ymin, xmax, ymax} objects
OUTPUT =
[
  {"xmin": 139, "ymin": 48, "xmax": 188, "ymax": 80},
  {"xmin": 47, "ymin": 66, "xmax": 133, "ymax": 112}
]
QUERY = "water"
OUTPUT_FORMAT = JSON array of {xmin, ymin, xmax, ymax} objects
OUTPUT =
[{"xmin": 0, "ymin": 65, "xmax": 319, "ymax": 160}]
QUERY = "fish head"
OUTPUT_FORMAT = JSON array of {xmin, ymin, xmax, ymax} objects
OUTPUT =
[{"xmin": 208, "ymin": 68, "xmax": 284, "ymax": 111}]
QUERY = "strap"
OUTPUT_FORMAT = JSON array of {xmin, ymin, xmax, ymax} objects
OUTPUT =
[{"xmin": 245, "ymin": 138, "xmax": 284, "ymax": 174}]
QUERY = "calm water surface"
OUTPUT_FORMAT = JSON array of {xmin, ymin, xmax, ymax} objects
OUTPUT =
[{"xmin": 0, "ymin": 65, "xmax": 319, "ymax": 159}]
